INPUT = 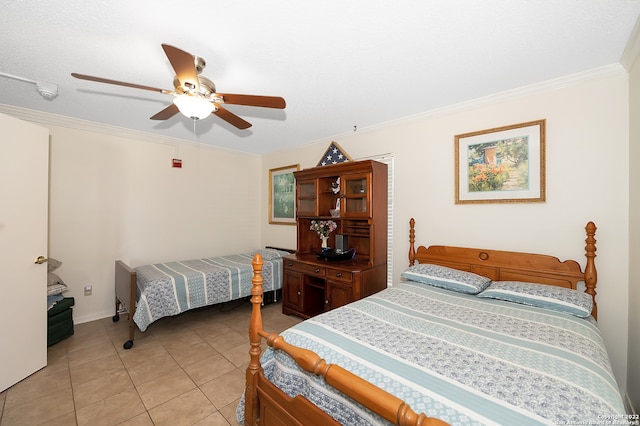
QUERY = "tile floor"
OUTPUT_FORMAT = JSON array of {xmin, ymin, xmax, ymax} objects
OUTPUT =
[{"xmin": 0, "ymin": 299, "xmax": 301, "ymax": 426}]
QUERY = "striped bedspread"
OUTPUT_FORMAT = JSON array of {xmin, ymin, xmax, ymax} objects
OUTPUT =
[
  {"xmin": 244, "ymin": 281, "xmax": 626, "ymax": 425},
  {"xmin": 133, "ymin": 249, "xmax": 287, "ymax": 331}
]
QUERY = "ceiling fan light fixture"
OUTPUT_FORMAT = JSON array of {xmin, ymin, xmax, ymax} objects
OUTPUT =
[{"xmin": 173, "ymin": 95, "xmax": 214, "ymax": 120}]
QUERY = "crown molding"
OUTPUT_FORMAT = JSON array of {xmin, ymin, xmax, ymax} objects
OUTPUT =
[
  {"xmin": 0, "ymin": 103, "xmax": 256, "ymax": 155},
  {"xmin": 366, "ymin": 64, "xmax": 627, "ymax": 132},
  {"xmin": 285, "ymin": 63, "xmax": 628, "ymax": 155}
]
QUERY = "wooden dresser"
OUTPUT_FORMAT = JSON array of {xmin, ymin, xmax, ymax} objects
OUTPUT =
[{"xmin": 282, "ymin": 160, "xmax": 388, "ymax": 318}]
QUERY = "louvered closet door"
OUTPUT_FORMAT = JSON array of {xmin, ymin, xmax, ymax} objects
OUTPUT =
[{"xmin": 0, "ymin": 113, "xmax": 49, "ymax": 392}]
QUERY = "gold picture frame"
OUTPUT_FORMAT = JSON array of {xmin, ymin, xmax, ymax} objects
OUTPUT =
[
  {"xmin": 455, "ymin": 119, "xmax": 546, "ymax": 204},
  {"xmin": 269, "ymin": 164, "xmax": 300, "ymax": 224}
]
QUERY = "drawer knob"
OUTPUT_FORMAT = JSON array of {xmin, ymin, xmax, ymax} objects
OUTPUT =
[
  {"xmin": 325, "ymin": 300, "xmax": 329, "ymax": 304},
  {"xmin": 335, "ymin": 272, "xmax": 342, "ymax": 277},
  {"xmin": 314, "ymin": 268, "xmax": 320, "ymax": 273},
  {"xmin": 287, "ymin": 262, "xmax": 293, "ymax": 267},
  {"xmin": 297, "ymin": 291, "xmax": 301, "ymax": 295}
]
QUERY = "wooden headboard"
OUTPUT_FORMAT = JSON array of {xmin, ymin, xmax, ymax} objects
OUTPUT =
[{"xmin": 407, "ymin": 218, "xmax": 598, "ymax": 319}]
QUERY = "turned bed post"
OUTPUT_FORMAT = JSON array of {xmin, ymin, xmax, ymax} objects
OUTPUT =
[
  {"xmin": 245, "ymin": 254, "xmax": 264, "ymax": 426},
  {"xmin": 584, "ymin": 221, "xmax": 598, "ymax": 320},
  {"xmin": 409, "ymin": 218, "xmax": 416, "ymax": 266}
]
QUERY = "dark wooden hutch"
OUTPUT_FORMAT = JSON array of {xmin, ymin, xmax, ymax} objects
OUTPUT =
[{"xmin": 282, "ymin": 160, "xmax": 388, "ymax": 318}]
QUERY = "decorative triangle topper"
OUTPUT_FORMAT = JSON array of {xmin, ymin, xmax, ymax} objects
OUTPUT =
[{"xmin": 317, "ymin": 141, "xmax": 352, "ymax": 166}]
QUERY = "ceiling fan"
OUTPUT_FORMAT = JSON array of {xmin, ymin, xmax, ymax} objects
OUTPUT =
[{"xmin": 71, "ymin": 44, "xmax": 285, "ymax": 129}]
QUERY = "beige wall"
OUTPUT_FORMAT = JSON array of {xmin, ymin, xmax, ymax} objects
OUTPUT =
[
  {"xmin": 46, "ymin": 126, "xmax": 262, "ymax": 324},
  {"xmin": 627, "ymin": 34, "xmax": 640, "ymax": 413},
  {"xmin": 262, "ymin": 69, "xmax": 631, "ymax": 393}
]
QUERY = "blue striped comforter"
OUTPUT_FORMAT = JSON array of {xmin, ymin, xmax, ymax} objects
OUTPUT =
[
  {"xmin": 133, "ymin": 249, "xmax": 287, "ymax": 331},
  {"xmin": 255, "ymin": 282, "xmax": 625, "ymax": 425}
]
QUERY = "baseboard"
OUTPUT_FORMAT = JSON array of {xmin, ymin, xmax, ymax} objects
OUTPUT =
[{"xmin": 74, "ymin": 309, "xmax": 118, "ymax": 325}]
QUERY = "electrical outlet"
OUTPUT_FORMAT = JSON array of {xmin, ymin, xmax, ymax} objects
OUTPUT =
[{"xmin": 84, "ymin": 285, "xmax": 92, "ymax": 296}]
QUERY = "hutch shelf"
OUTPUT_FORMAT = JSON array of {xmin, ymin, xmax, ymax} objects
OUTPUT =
[{"xmin": 282, "ymin": 160, "xmax": 388, "ymax": 318}]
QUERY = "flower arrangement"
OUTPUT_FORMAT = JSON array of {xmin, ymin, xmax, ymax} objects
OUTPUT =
[{"xmin": 310, "ymin": 220, "xmax": 337, "ymax": 238}]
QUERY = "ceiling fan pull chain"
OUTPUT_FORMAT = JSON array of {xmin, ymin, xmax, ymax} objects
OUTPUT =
[{"xmin": 193, "ymin": 118, "xmax": 197, "ymax": 142}]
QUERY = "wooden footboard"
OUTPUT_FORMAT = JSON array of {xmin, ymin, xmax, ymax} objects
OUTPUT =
[
  {"xmin": 245, "ymin": 254, "xmax": 448, "ymax": 426},
  {"xmin": 114, "ymin": 260, "xmax": 136, "ymax": 349}
]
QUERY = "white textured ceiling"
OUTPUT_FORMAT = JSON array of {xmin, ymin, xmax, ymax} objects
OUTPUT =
[{"xmin": 1, "ymin": 1, "xmax": 639, "ymax": 154}]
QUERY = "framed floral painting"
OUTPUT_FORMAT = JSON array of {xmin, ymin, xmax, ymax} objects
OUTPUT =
[
  {"xmin": 455, "ymin": 119, "xmax": 546, "ymax": 204},
  {"xmin": 269, "ymin": 164, "xmax": 299, "ymax": 224}
]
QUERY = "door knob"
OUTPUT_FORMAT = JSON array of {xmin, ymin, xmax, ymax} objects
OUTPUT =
[{"xmin": 35, "ymin": 256, "xmax": 48, "ymax": 264}]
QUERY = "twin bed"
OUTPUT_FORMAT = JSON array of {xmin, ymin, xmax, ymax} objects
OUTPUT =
[
  {"xmin": 113, "ymin": 248, "xmax": 292, "ymax": 349},
  {"xmin": 241, "ymin": 219, "xmax": 627, "ymax": 425}
]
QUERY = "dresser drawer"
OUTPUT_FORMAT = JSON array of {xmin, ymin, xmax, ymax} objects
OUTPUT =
[
  {"xmin": 326, "ymin": 268, "xmax": 353, "ymax": 284},
  {"xmin": 285, "ymin": 260, "xmax": 326, "ymax": 277}
]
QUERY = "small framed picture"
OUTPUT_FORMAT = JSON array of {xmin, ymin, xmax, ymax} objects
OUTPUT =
[
  {"xmin": 455, "ymin": 119, "xmax": 546, "ymax": 204},
  {"xmin": 269, "ymin": 164, "xmax": 300, "ymax": 224}
]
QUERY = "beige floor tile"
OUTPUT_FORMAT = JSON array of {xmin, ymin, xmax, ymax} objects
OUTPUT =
[
  {"xmin": 205, "ymin": 331, "xmax": 248, "ymax": 354},
  {"xmin": 46, "ymin": 343, "xmax": 71, "ymax": 374},
  {"xmin": 0, "ymin": 390, "xmax": 6, "ymax": 418},
  {"xmin": 40, "ymin": 410, "xmax": 78, "ymax": 425},
  {"xmin": 1, "ymin": 301, "xmax": 296, "ymax": 425},
  {"xmin": 66, "ymin": 339, "xmax": 117, "ymax": 368},
  {"xmin": 2, "ymin": 387, "xmax": 74, "ymax": 425},
  {"xmin": 182, "ymin": 353, "xmax": 236, "ymax": 386},
  {"xmin": 117, "ymin": 411, "xmax": 154, "ymax": 426},
  {"xmin": 73, "ymin": 319, "xmax": 107, "ymax": 336},
  {"xmin": 117, "ymin": 341, "xmax": 168, "ymax": 369},
  {"xmin": 193, "ymin": 410, "xmax": 233, "ymax": 425},
  {"xmin": 265, "ymin": 315, "xmax": 302, "ymax": 333},
  {"xmin": 147, "ymin": 388, "xmax": 216, "ymax": 426},
  {"xmin": 73, "ymin": 369, "xmax": 134, "ymax": 409},
  {"xmin": 4, "ymin": 368, "xmax": 71, "ymax": 409},
  {"xmin": 124, "ymin": 351, "xmax": 182, "ymax": 387},
  {"xmin": 69, "ymin": 353, "xmax": 125, "ymax": 386},
  {"xmin": 150, "ymin": 329, "xmax": 201, "ymax": 351},
  {"xmin": 66, "ymin": 322, "xmax": 109, "ymax": 351},
  {"xmin": 108, "ymin": 321, "xmax": 159, "ymax": 353},
  {"xmin": 75, "ymin": 388, "xmax": 145, "ymax": 426},
  {"xmin": 221, "ymin": 343, "xmax": 251, "ymax": 368},
  {"xmin": 164, "ymin": 338, "xmax": 219, "ymax": 368},
  {"xmin": 64, "ymin": 330, "xmax": 109, "ymax": 351},
  {"xmin": 199, "ymin": 369, "xmax": 245, "ymax": 409},
  {"xmin": 191, "ymin": 322, "xmax": 236, "ymax": 341},
  {"xmin": 219, "ymin": 398, "xmax": 243, "ymax": 425},
  {"xmin": 135, "ymin": 368, "xmax": 196, "ymax": 410}
]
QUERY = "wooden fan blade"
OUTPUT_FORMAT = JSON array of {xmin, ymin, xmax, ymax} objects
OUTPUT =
[
  {"xmin": 161, "ymin": 44, "xmax": 199, "ymax": 92},
  {"xmin": 213, "ymin": 105, "xmax": 252, "ymax": 129},
  {"xmin": 71, "ymin": 73, "xmax": 169, "ymax": 93},
  {"xmin": 219, "ymin": 93, "xmax": 286, "ymax": 109},
  {"xmin": 150, "ymin": 104, "xmax": 179, "ymax": 120}
]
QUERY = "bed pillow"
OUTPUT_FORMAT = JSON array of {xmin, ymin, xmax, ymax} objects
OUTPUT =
[
  {"xmin": 47, "ymin": 283, "xmax": 68, "ymax": 296},
  {"xmin": 250, "ymin": 249, "xmax": 289, "ymax": 261},
  {"xmin": 48, "ymin": 257, "xmax": 62, "ymax": 272},
  {"xmin": 401, "ymin": 264, "xmax": 491, "ymax": 294},
  {"xmin": 477, "ymin": 281, "xmax": 593, "ymax": 318},
  {"xmin": 48, "ymin": 272, "xmax": 65, "ymax": 286}
]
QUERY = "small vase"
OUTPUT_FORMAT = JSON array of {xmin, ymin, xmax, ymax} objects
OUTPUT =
[{"xmin": 320, "ymin": 235, "xmax": 329, "ymax": 250}]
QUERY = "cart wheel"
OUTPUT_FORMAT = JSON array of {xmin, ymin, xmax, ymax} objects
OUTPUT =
[
  {"xmin": 123, "ymin": 340, "xmax": 134, "ymax": 350},
  {"xmin": 112, "ymin": 314, "xmax": 120, "ymax": 322}
]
